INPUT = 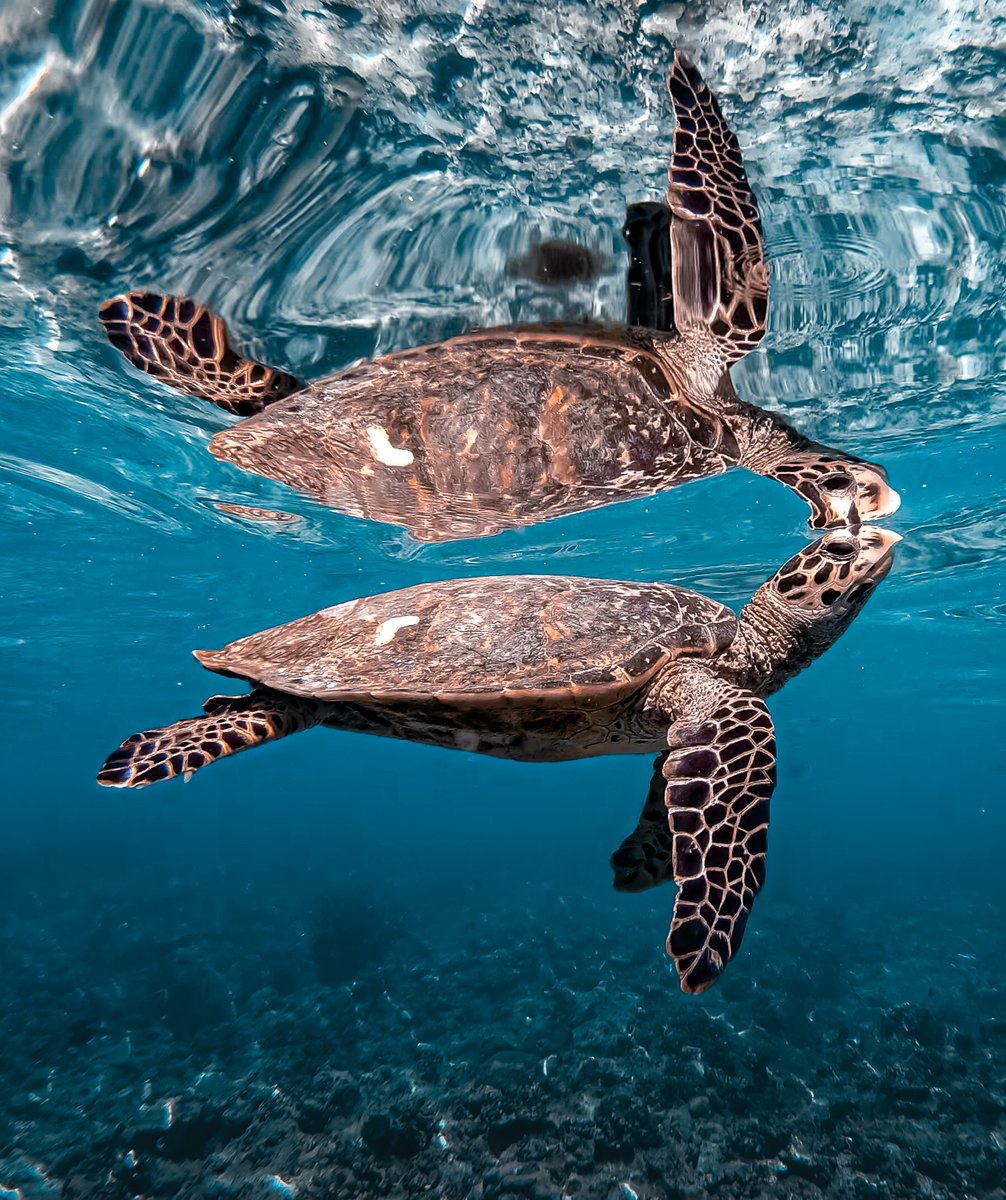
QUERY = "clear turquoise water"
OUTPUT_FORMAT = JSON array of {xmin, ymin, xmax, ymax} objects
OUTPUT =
[{"xmin": 2, "ymin": 0, "xmax": 1005, "ymax": 1195}]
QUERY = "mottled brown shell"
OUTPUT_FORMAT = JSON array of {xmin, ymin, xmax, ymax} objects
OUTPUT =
[
  {"xmin": 205, "ymin": 326, "xmax": 737, "ymax": 541},
  {"xmin": 195, "ymin": 575, "xmax": 738, "ymax": 704}
]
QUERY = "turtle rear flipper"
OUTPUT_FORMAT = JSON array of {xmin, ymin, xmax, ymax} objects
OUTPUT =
[
  {"xmin": 665, "ymin": 52, "xmax": 769, "ymax": 365},
  {"xmin": 100, "ymin": 292, "xmax": 302, "ymax": 416},
  {"xmin": 650, "ymin": 664, "xmax": 775, "ymax": 994},
  {"xmin": 97, "ymin": 690, "xmax": 320, "ymax": 788}
]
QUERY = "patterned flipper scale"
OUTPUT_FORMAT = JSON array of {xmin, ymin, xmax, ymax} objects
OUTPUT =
[
  {"xmin": 665, "ymin": 52, "xmax": 769, "ymax": 364},
  {"xmin": 664, "ymin": 688, "xmax": 775, "ymax": 994},
  {"xmin": 100, "ymin": 292, "xmax": 302, "ymax": 415},
  {"xmin": 97, "ymin": 691, "xmax": 320, "ymax": 788}
]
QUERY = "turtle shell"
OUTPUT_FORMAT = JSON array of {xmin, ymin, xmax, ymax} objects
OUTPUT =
[
  {"xmin": 194, "ymin": 575, "xmax": 738, "ymax": 705},
  {"xmin": 206, "ymin": 326, "xmax": 736, "ymax": 542}
]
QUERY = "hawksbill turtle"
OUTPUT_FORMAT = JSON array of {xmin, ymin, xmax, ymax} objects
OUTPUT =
[
  {"xmin": 98, "ymin": 54, "xmax": 898, "ymax": 541},
  {"xmin": 97, "ymin": 527, "xmax": 899, "ymax": 992}
]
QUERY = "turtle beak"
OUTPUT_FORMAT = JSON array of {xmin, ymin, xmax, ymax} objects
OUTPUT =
[
  {"xmin": 848, "ymin": 463, "xmax": 901, "ymax": 521},
  {"xmin": 858, "ymin": 526, "xmax": 902, "ymax": 575},
  {"xmin": 865, "ymin": 526, "xmax": 902, "ymax": 553},
  {"xmin": 879, "ymin": 484, "xmax": 901, "ymax": 517}
]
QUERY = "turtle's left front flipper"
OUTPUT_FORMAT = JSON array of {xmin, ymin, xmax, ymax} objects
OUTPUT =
[
  {"xmin": 610, "ymin": 753, "xmax": 677, "ymax": 892},
  {"xmin": 665, "ymin": 52, "xmax": 768, "ymax": 365},
  {"xmin": 650, "ymin": 664, "xmax": 775, "ymax": 993},
  {"xmin": 100, "ymin": 292, "xmax": 302, "ymax": 415}
]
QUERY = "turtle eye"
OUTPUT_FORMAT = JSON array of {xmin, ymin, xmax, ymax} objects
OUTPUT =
[
  {"xmin": 820, "ymin": 473, "xmax": 852, "ymax": 494},
  {"xmin": 826, "ymin": 539, "xmax": 856, "ymax": 560}
]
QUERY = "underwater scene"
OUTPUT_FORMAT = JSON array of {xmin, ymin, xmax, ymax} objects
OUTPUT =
[{"xmin": 2, "ymin": 0, "xmax": 1005, "ymax": 1195}]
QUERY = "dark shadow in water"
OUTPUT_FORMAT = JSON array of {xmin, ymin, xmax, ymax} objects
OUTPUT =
[
  {"xmin": 505, "ymin": 237, "xmax": 605, "ymax": 287},
  {"xmin": 309, "ymin": 884, "xmax": 405, "ymax": 987}
]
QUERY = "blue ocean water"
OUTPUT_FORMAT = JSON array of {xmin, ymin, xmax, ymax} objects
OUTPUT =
[{"xmin": 2, "ymin": 0, "xmax": 1005, "ymax": 1196}]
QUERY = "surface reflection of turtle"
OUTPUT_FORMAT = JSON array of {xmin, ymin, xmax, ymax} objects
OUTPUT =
[
  {"xmin": 98, "ymin": 528, "xmax": 898, "ymax": 993},
  {"xmin": 623, "ymin": 200, "xmax": 675, "ymax": 333},
  {"xmin": 99, "ymin": 54, "xmax": 898, "ymax": 540}
]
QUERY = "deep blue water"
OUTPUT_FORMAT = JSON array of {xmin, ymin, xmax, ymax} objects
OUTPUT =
[{"xmin": 2, "ymin": 0, "xmax": 1005, "ymax": 1196}]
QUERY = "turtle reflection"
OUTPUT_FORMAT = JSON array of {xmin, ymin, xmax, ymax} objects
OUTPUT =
[
  {"xmin": 98, "ymin": 528, "xmax": 898, "ymax": 994},
  {"xmin": 99, "ymin": 54, "xmax": 897, "ymax": 541}
]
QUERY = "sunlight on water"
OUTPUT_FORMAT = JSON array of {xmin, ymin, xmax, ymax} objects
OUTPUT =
[{"xmin": 2, "ymin": 0, "xmax": 1004, "ymax": 1195}]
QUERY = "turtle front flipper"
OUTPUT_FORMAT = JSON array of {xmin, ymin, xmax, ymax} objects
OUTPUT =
[
  {"xmin": 665, "ymin": 52, "xmax": 768, "ymax": 365},
  {"xmin": 610, "ymin": 753, "xmax": 677, "ymax": 892},
  {"xmin": 97, "ymin": 689, "xmax": 320, "ymax": 788},
  {"xmin": 650, "ymin": 664, "xmax": 775, "ymax": 994},
  {"xmin": 99, "ymin": 292, "xmax": 302, "ymax": 416}
]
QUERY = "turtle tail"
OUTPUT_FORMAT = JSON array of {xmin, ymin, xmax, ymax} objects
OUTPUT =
[{"xmin": 97, "ymin": 690, "xmax": 321, "ymax": 789}]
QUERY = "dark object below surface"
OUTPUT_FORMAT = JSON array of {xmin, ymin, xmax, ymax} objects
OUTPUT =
[
  {"xmin": 505, "ymin": 237, "xmax": 603, "ymax": 285},
  {"xmin": 96, "ymin": 56, "xmax": 900, "ymax": 543},
  {"xmin": 623, "ymin": 199, "xmax": 675, "ymax": 333}
]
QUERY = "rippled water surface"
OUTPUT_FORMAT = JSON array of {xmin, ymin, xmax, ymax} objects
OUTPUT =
[{"xmin": 3, "ymin": 0, "xmax": 1005, "ymax": 1196}]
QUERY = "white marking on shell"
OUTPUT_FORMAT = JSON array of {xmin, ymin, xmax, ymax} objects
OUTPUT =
[
  {"xmin": 373, "ymin": 615, "xmax": 419, "ymax": 646},
  {"xmin": 367, "ymin": 425, "xmax": 414, "ymax": 467}
]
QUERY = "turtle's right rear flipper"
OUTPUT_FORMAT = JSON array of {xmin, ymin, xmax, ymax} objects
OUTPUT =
[
  {"xmin": 96, "ymin": 689, "xmax": 320, "ymax": 789},
  {"xmin": 100, "ymin": 292, "xmax": 302, "ymax": 415}
]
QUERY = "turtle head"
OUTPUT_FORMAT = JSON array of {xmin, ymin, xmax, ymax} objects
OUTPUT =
[
  {"xmin": 735, "ymin": 528, "xmax": 900, "ymax": 691},
  {"xmin": 846, "ymin": 460, "xmax": 901, "ymax": 524},
  {"xmin": 794, "ymin": 460, "xmax": 901, "ymax": 530},
  {"xmin": 769, "ymin": 526, "xmax": 900, "ymax": 618}
]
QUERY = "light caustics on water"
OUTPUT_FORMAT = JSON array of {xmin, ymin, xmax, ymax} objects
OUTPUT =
[{"xmin": 1, "ymin": 0, "xmax": 1003, "ymax": 593}]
